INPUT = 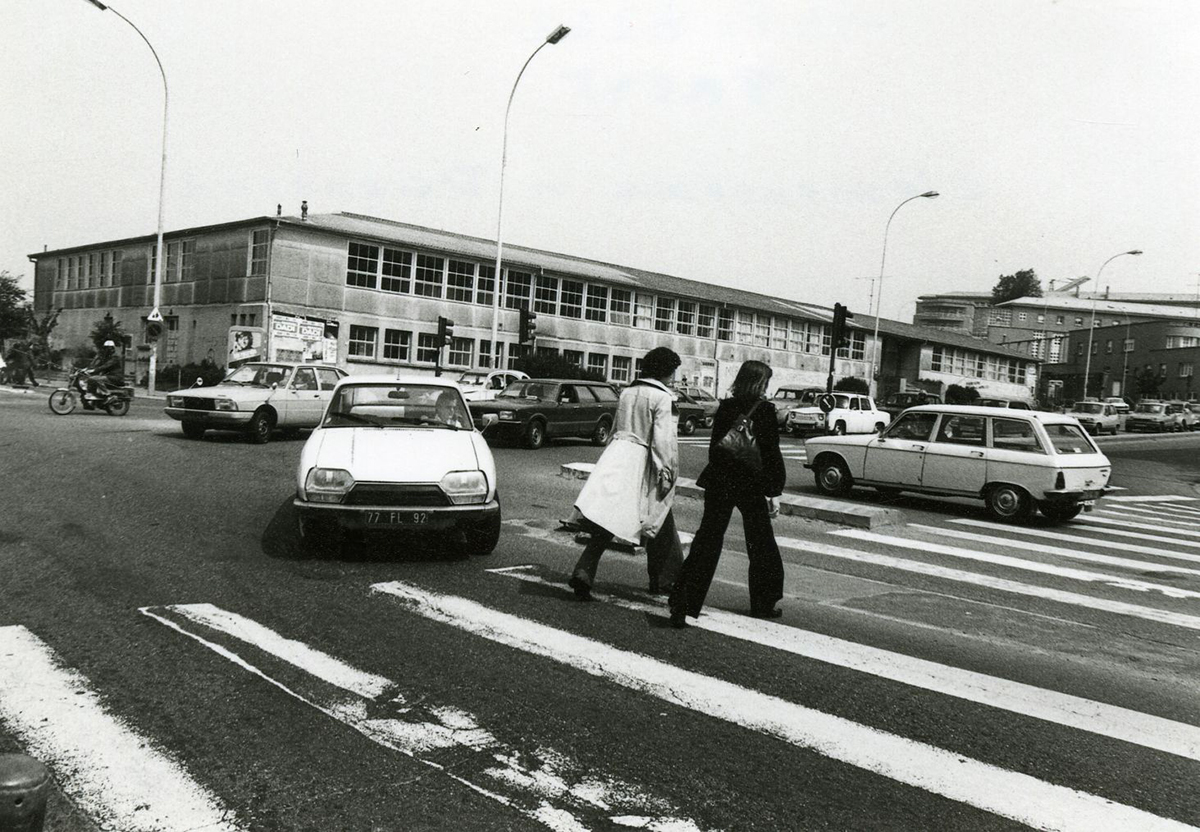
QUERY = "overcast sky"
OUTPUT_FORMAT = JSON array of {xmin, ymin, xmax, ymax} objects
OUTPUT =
[{"xmin": 2, "ymin": 0, "xmax": 1196, "ymax": 321}]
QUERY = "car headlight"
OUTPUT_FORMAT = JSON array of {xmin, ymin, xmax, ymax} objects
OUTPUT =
[
  {"xmin": 304, "ymin": 467, "xmax": 355, "ymax": 503},
  {"xmin": 214, "ymin": 398, "xmax": 238, "ymax": 411},
  {"xmin": 439, "ymin": 470, "xmax": 489, "ymax": 505},
  {"xmin": 497, "ymin": 411, "xmax": 517, "ymax": 421},
  {"xmin": 167, "ymin": 395, "xmax": 184, "ymax": 407}
]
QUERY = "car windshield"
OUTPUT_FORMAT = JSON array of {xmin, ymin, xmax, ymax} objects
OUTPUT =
[
  {"xmin": 457, "ymin": 372, "xmax": 487, "ymax": 386},
  {"xmin": 1135, "ymin": 403, "xmax": 1165, "ymax": 414},
  {"xmin": 222, "ymin": 363, "xmax": 292, "ymax": 387},
  {"xmin": 884, "ymin": 394, "xmax": 919, "ymax": 406},
  {"xmin": 498, "ymin": 381, "xmax": 554, "ymax": 401},
  {"xmin": 1044, "ymin": 423, "xmax": 1098, "ymax": 454},
  {"xmin": 1071, "ymin": 403, "xmax": 1104, "ymax": 414},
  {"xmin": 323, "ymin": 384, "xmax": 471, "ymax": 429},
  {"xmin": 775, "ymin": 389, "xmax": 820, "ymax": 405},
  {"xmin": 978, "ymin": 399, "xmax": 1005, "ymax": 407}
]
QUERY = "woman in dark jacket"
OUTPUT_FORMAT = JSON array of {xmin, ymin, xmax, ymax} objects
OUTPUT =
[{"xmin": 669, "ymin": 360, "xmax": 786, "ymax": 627}]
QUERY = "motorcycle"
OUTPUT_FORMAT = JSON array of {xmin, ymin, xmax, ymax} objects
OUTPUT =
[{"xmin": 48, "ymin": 368, "xmax": 134, "ymax": 417}]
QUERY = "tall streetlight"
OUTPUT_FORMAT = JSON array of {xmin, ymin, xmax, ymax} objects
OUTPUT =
[
  {"xmin": 1081, "ymin": 250, "xmax": 1142, "ymax": 398},
  {"xmin": 868, "ymin": 191, "xmax": 939, "ymax": 397},
  {"xmin": 489, "ymin": 25, "xmax": 571, "ymax": 369},
  {"xmin": 84, "ymin": 0, "xmax": 169, "ymax": 395}
]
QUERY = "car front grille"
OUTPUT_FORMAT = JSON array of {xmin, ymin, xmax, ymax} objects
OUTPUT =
[
  {"xmin": 179, "ymin": 397, "xmax": 217, "ymax": 411},
  {"xmin": 344, "ymin": 484, "xmax": 450, "ymax": 507}
]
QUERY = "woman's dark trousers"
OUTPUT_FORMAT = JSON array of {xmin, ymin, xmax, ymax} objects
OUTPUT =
[
  {"xmin": 673, "ymin": 487, "xmax": 783, "ymax": 616},
  {"xmin": 571, "ymin": 510, "xmax": 683, "ymax": 591}
]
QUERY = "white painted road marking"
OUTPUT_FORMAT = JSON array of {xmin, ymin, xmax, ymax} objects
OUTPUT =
[
  {"xmin": 948, "ymin": 519, "xmax": 1200, "ymax": 564},
  {"xmin": 831, "ymin": 529, "xmax": 1200, "ymax": 600},
  {"xmin": 0, "ymin": 625, "xmax": 244, "ymax": 832},
  {"xmin": 1104, "ymin": 495, "xmax": 1200, "ymax": 503},
  {"xmin": 142, "ymin": 604, "xmax": 704, "ymax": 832},
  {"xmin": 486, "ymin": 565, "xmax": 1200, "ymax": 762},
  {"xmin": 911, "ymin": 524, "xmax": 1200, "ymax": 577},
  {"xmin": 1083, "ymin": 514, "xmax": 1200, "ymax": 540},
  {"xmin": 1105, "ymin": 505, "xmax": 1200, "ymax": 527},
  {"xmin": 372, "ymin": 581, "xmax": 1196, "ymax": 832}
]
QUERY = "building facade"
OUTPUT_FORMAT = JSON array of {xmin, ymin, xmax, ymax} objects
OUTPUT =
[
  {"xmin": 912, "ymin": 292, "xmax": 993, "ymax": 336},
  {"xmin": 29, "ymin": 210, "xmax": 1036, "ymax": 399}
]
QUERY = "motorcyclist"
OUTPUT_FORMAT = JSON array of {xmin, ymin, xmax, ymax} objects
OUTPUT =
[{"xmin": 85, "ymin": 340, "xmax": 124, "ymax": 399}]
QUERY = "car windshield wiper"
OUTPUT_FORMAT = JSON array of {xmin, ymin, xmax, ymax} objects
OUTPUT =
[
  {"xmin": 327, "ymin": 412, "xmax": 380, "ymax": 427},
  {"xmin": 220, "ymin": 379, "xmax": 245, "ymax": 386}
]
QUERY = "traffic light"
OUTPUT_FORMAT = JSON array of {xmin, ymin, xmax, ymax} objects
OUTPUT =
[
  {"xmin": 830, "ymin": 303, "xmax": 853, "ymax": 352},
  {"xmin": 518, "ymin": 307, "xmax": 538, "ymax": 344},
  {"xmin": 436, "ymin": 315, "xmax": 455, "ymax": 347}
]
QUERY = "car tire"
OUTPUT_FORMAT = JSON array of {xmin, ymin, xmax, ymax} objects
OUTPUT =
[
  {"xmin": 592, "ymin": 418, "xmax": 613, "ymax": 446},
  {"xmin": 465, "ymin": 507, "xmax": 502, "ymax": 556},
  {"xmin": 247, "ymin": 409, "xmax": 274, "ymax": 444},
  {"xmin": 680, "ymin": 416, "xmax": 697, "ymax": 437},
  {"xmin": 813, "ymin": 456, "xmax": 853, "ymax": 497},
  {"xmin": 525, "ymin": 419, "xmax": 546, "ymax": 450},
  {"xmin": 985, "ymin": 484, "xmax": 1033, "ymax": 523},
  {"xmin": 181, "ymin": 421, "xmax": 206, "ymax": 440},
  {"xmin": 1039, "ymin": 502, "xmax": 1083, "ymax": 523}
]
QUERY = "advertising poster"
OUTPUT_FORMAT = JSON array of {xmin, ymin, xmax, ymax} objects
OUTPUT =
[
  {"xmin": 270, "ymin": 313, "xmax": 338, "ymax": 364},
  {"xmin": 227, "ymin": 327, "xmax": 265, "ymax": 367}
]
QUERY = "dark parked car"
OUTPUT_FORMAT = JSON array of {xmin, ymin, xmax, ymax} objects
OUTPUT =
[
  {"xmin": 468, "ymin": 379, "xmax": 619, "ymax": 449},
  {"xmin": 879, "ymin": 390, "xmax": 941, "ymax": 421},
  {"xmin": 676, "ymin": 386, "xmax": 718, "ymax": 425},
  {"xmin": 674, "ymin": 391, "xmax": 708, "ymax": 436}
]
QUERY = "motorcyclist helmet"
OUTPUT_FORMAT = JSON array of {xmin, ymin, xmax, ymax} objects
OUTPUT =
[{"xmin": 103, "ymin": 340, "xmax": 116, "ymax": 348}]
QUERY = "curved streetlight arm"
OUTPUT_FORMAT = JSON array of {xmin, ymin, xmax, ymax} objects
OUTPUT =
[
  {"xmin": 1082, "ymin": 250, "xmax": 1142, "ymax": 397},
  {"xmin": 489, "ymin": 26, "xmax": 569, "ymax": 367}
]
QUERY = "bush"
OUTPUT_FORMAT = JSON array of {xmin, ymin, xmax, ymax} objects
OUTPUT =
[
  {"xmin": 833, "ymin": 376, "xmax": 869, "ymax": 394},
  {"xmin": 70, "ymin": 343, "xmax": 97, "ymax": 369},
  {"xmin": 513, "ymin": 353, "xmax": 606, "ymax": 382},
  {"xmin": 944, "ymin": 384, "xmax": 980, "ymax": 405}
]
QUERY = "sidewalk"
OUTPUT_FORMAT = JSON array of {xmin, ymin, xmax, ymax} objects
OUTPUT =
[{"xmin": 559, "ymin": 462, "xmax": 900, "ymax": 529}]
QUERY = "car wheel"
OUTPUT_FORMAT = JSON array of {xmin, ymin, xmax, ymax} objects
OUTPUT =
[
  {"xmin": 592, "ymin": 418, "xmax": 613, "ymax": 446},
  {"xmin": 464, "ymin": 506, "xmax": 502, "ymax": 556},
  {"xmin": 525, "ymin": 420, "xmax": 546, "ymax": 450},
  {"xmin": 680, "ymin": 416, "xmax": 697, "ymax": 437},
  {"xmin": 181, "ymin": 421, "xmax": 206, "ymax": 440},
  {"xmin": 1039, "ymin": 501, "xmax": 1082, "ymax": 523},
  {"xmin": 985, "ymin": 484, "xmax": 1032, "ymax": 523},
  {"xmin": 833, "ymin": 421, "xmax": 847, "ymax": 436},
  {"xmin": 247, "ymin": 408, "xmax": 274, "ymax": 444},
  {"xmin": 813, "ymin": 456, "xmax": 853, "ymax": 497}
]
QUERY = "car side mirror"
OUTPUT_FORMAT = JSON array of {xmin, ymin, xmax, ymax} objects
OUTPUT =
[{"xmin": 271, "ymin": 382, "xmax": 278, "ymax": 390}]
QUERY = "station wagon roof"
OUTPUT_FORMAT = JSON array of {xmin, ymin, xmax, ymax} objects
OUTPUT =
[{"xmin": 903, "ymin": 404, "xmax": 1076, "ymax": 424}]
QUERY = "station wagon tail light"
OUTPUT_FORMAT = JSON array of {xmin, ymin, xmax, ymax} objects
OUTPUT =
[
  {"xmin": 214, "ymin": 398, "xmax": 238, "ymax": 411},
  {"xmin": 305, "ymin": 467, "xmax": 354, "ymax": 503},
  {"xmin": 440, "ymin": 470, "xmax": 489, "ymax": 504}
]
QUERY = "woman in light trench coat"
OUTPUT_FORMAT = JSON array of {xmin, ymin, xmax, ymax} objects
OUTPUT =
[{"xmin": 568, "ymin": 347, "xmax": 684, "ymax": 599}]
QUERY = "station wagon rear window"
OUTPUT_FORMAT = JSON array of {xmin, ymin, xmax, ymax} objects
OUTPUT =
[
  {"xmin": 1043, "ymin": 424, "xmax": 1097, "ymax": 455},
  {"xmin": 990, "ymin": 418, "xmax": 1044, "ymax": 453}
]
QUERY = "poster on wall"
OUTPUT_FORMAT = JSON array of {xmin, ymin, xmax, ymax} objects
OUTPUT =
[
  {"xmin": 227, "ymin": 328, "xmax": 265, "ymax": 367},
  {"xmin": 269, "ymin": 313, "xmax": 339, "ymax": 364}
]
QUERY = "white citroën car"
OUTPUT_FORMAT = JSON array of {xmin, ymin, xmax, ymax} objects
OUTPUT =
[
  {"xmin": 804, "ymin": 405, "xmax": 1114, "ymax": 523},
  {"xmin": 294, "ymin": 375, "xmax": 501, "ymax": 554}
]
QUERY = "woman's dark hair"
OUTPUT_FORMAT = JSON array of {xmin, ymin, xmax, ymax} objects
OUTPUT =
[
  {"xmin": 728, "ymin": 360, "xmax": 773, "ymax": 400},
  {"xmin": 640, "ymin": 347, "xmax": 681, "ymax": 380}
]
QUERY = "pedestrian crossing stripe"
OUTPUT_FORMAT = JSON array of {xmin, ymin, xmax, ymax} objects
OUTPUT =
[
  {"xmin": 485, "ymin": 564, "xmax": 1200, "ymax": 763},
  {"xmin": 0, "ymin": 625, "xmax": 244, "ymax": 832},
  {"xmin": 1102, "ymin": 505, "xmax": 1200, "ymax": 527},
  {"xmin": 372, "ymin": 580, "xmax": 1193, "ymax": 832},
  {"xmin": 1082, "ymin": 513, "xmax": 1200, "ymax": 539},
  {"xmin": 140, "ymin": 604, "xmax": 704, "ymax": 832},
  {"xmin": 947, "ymin": 518, "xmax": 1200, "ymax": 562}
]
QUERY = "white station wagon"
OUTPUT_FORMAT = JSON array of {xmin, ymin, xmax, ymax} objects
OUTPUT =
[
  {"xmin": 804, "ymin": 405, "xmax": 1113, "ymax": 522},
  {"xmin": 294, "ymin": 375, "xmax": 501, "ymax": 554}
]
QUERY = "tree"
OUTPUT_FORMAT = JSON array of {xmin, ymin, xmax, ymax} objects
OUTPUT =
[
  {"xmin": 833, "ymin": 376, "xmax": 869, "ymax": 394},
  {"xmin": 512, "ymin": 353, "xmax": 606, "ymax": 382},
  {"xmin": 945, "ymin": 384, "xmax": 980, "ymax": 405},
  {"xmin": 89, "ymin": 314, "xmax": 126, "ymax": 350},
  {"xmin": 991, "ymin": 269, "xmax": 1042, "ymax": 305},
  {"xmin": 1132, "ymin": 367, "xmax": 1162, "ymax": 400},
  {"xmin": 0, "ymin": 271, "xmax": 28, "ymax": 343}
]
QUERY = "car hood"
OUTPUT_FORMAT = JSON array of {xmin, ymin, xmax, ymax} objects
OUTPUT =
[
  {"xmin": 307, "ymin": 427, "xmax": 480, "ymax": 480},
  {"xmin": 167, "ymin": 385, "xmax": 275, "ymax": 401},
  {"xmin": 469, "ymin": 399, "xmax": 549, "ymax": 413}
]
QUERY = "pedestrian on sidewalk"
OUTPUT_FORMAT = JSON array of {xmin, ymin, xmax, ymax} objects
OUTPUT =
[
  {"xmin": 669, "ymin": 360, "xmax": 786, "ymax": 627},
  {"xmin": 568, "ymin": 347, "xmax": 684, "ymax": 600}
]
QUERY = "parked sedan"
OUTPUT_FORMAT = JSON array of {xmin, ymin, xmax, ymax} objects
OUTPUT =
[
  {"xmin": 468, "ymin": 378, "xmax": 619, "ymax": 449},
  {"xmin": 294, "ymin": 376, "xmax": 500, "ymax": 554},
  {"xmin": 676, "ymin": 386, "xmax": 718, "ymax": 426},
  {"xmin": 785, "ymin": 393, "xmax": 890, "ymax": 436},
  {"xmin": 1125, "ymin": 401, "xmax": 1182, "ymax": 433},
  {"xmin": 804, "ymin": 405, "xmax": 1113, "ymax": 523},
  {"xmin": 674, "ymin": 390, "xmax": 710, "ymax": 435},
  {"xmin": 164, "ymin": 362, "xmax": 347, "ymax": 443},
  {"xmin": 879, "ymin": 390, "xmax": 941, "ymax": 421},
  {"xmin": 772, "ymin": 386, "xmax": 823, "ymax": 426},
  {"xmin": 1067, "ymin": 401, "xmax": 1120, "ymax": 435}
]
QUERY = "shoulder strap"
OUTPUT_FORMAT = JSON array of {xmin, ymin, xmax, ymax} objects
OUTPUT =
[{"xmin": 742, "ymin": 399, "xmax": 765, "ymax": 421}]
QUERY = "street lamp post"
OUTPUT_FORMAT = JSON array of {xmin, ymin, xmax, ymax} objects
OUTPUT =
[
  {"xmin": 1081, "ymin": 250, "xmax": 1142, "ymax": 399},
  {"xmin": 489, "ymin": 25, "xmax": 570, "ymax": 370},
  {"xmin": 868, "ymin": 191, "xmax": 939, "ymax": 397},
  {"xmin": 84, "ymin": 0, "xmax": 169, "ymax": 395}
]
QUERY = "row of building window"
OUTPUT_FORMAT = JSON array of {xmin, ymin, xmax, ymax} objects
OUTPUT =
[
  {"xmin": 990, "ymin": 308, "xmax": 1135, "ymax": 329},
  {"xmin": 930, "ymin": 346, "xmax": 1028, "ymax": 384},
  {"xmin": 54, "ymin": 230, "xmax": 270, "ymax": 291},
  {"xmin": 344, "ymin": 241, "xmax": 868, "ymax": 359}
]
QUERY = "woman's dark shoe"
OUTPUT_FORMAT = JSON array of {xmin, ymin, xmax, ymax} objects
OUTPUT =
[
  {"xmin": 669, "ymin": 607, "xmax": 689, "ymax": 629},
  {"xmin": 749, "ymin": 606, "xmax": 783, "ymax": 620},
  {"xmin": 568, "ymin": 573, "xmax": 592, "ymax": 601}
]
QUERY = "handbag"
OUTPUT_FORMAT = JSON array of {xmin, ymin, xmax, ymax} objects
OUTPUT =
[{"xmin": 716, "ymin": 399, "xmax": 765, "ymax": 473}]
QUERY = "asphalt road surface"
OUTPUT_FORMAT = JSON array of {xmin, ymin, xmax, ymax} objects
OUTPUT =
[{"xmin": 3, "ymin": 387, "xmax": 1200, "ymax": 831}]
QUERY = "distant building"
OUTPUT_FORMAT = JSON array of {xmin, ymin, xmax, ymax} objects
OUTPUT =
[
  {"xmin": 912, "ymin": 291, "xmax": 992, "ymax": 336},
  {"xmin": 27, "ymin": 208, "xmax": 1037, "ymax": 400}
]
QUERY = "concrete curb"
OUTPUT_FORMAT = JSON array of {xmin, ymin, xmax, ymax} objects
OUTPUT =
[{"xmin": 559, "ymin": 462, "xmax": 900, "ymax": 529}]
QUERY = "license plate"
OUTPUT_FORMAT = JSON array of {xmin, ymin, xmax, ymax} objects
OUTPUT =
[{"xmin": 365, "ymin": 510, "xmax": 430, "ymax": 527}]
